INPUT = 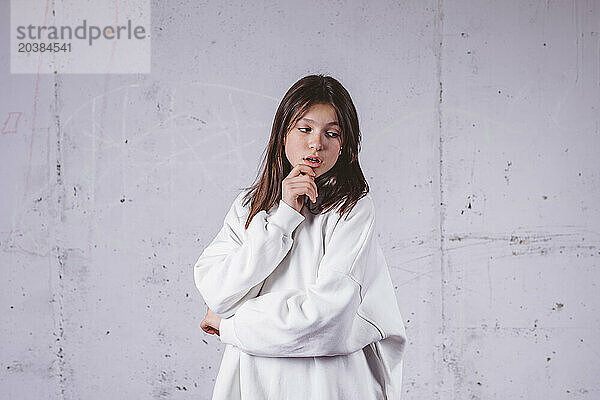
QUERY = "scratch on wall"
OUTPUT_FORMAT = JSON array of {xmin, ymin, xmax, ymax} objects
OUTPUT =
[
  {"xmin": 51, "ymin": 61, "xmax": 68, "ymax": 399},
  {"xmin": 52, "ymin": 249, "xmax": 67, "ymax": 398},
  {"xmin": 1, "ymin": 112, "xmax": 23, "ymax": 134}
]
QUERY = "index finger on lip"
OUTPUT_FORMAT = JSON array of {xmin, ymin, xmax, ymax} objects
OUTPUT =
[{"xmin": 293, "ymin": 163, "xmax": 316, "ymax": 176}]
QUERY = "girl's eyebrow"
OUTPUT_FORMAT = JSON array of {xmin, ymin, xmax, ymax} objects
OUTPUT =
[{"xmin": 299, "ymin": 117, "xmax": 339, "ymax": 127}]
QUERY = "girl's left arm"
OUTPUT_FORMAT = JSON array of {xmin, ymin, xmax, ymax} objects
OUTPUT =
[{"xmin": 218, "ymin": 196, "xmax": 386, "ymax": 357}]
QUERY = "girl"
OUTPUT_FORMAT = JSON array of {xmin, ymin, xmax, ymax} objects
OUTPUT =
[{"xmin": 194, "ymin": 75, "xmax": 406, "ymax": 399}]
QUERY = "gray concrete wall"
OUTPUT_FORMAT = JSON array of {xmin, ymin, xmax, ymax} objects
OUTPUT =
[{"xmin": 1, "ymin": 0, "xmax": 599, "ymax": 399}]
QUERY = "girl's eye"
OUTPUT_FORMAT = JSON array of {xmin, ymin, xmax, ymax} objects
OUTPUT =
[{"xmin": 297, "ymin": 127, "xmax": 339, "ymax": 138}]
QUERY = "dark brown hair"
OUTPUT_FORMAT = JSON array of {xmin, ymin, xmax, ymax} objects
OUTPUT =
[{"xmin": 239, "ymin": 74, "xmax": 369, "ymax": 229}]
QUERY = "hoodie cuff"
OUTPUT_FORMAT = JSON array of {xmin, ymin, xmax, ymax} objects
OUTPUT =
[
  {"xmin": 267, "ymin": 200, "xmax": 305, "ymax": 235},
  {"xmin": 219, "ymin": 317, "xmax": 243, "ymax": 348}
]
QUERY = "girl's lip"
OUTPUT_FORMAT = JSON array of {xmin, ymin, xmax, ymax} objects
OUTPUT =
[{"xmin": 304, "ymin": 157, "xmax": 322, "ymax": 167}]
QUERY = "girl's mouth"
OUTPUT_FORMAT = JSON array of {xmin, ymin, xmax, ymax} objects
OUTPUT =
[{"xmin": 304, "ymin": 157, "xmax": 322, "ymax": 167}]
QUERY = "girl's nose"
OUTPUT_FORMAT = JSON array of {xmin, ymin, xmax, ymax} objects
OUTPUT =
[{"xmin": 309, "ymin": 134, "xmax": 323, "ymax": 150}]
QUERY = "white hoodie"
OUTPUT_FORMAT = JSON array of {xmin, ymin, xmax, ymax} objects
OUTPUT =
[{"xmin": 194, "ymin": 191, "xmax": 407, "ymax": 399}]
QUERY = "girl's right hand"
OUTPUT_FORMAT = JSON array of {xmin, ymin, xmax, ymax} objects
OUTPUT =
[{"xmin": 282, "ymin": 164, "xmax": 318, "ymax": 213}]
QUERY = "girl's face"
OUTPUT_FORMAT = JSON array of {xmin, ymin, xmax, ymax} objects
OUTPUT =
[{"xmin": 283, "ymin": 103, "xmax": 342, "ymax": 178}]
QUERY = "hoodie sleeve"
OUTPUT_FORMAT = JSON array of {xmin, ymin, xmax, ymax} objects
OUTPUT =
[
  {"xmin": 218, "ymin": 195, "xmax": 385, "ymax": 357},
  {"xmin": 194, "ymin": 192, "xmax": 305, "ymax": 318}
]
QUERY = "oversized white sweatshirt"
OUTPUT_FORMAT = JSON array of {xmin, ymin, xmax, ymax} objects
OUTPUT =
[{"xmin": 194, "ymin": 191, "xmax": 407, "ymax": 400}]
